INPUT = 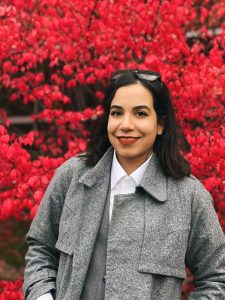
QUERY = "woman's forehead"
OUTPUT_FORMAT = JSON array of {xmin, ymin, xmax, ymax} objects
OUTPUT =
[{"xmin": 111, "ymin": 84, "xmax": 154, "ymax": 107}]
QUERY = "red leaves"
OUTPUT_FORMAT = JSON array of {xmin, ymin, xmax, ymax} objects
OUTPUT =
[
  {"xmin": 0, "ymin": 279, "xmax": 23, "ymax": 300},
  {"xmin": 0, "ymin": 125, "xmax": 64, "ymax": 221},
  {"xmin": 0, "ymin": 0, "xmax": 223, "ymax": 225},
  {"xmin": 186, "ymin": 128, "xmax": 225, "ymax": 209},
  {"xmin": 10, "ymin": 169, "xmax": 21, "ymax": 182},
  {"xmin": 95, "ymin": 91, "xmax": 104, "ymax": 100},
  {"xmin": 63, "ymin": 64, "xmax": 73, "ymax": 76},
  {"xmin": 0, "ymin": 104, "xmax": 99, "ymax": 222},
  {"xmin": 0, "ymin": 199, "xmax": 13, "ymax": 221},
  {"xmin": 18, "ymin": 132, "xmax": 34, "ymax": 146},
  {"xmin": 200, "ymin": 7, "xmax": 208, "ymax": 23},
  {"xmin": 0, "ymin": 5, "xmax": 16, "ymax": 18},
  {"xmin": 209, "ymin": 44, "xmax": 224, "ymax": 67},
  {"xmin": 30, "ymin": 204, "xmax": 38, "ymax": 219},
  {"xmin": 0, "ymin": 0, "xmax": 223, "ymax": 227}
]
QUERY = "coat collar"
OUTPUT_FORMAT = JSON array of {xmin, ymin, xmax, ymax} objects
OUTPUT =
[
  {"xmin": 79, "ymin": 147, "xmax": 114, "ymax": 187},
  {"xmin": 79, "ymin": 147, "xmax": 167, "ymax": 202},
  {"xmin": 139, "ymin": 153, "xmax": 167, "ymax": 202}
]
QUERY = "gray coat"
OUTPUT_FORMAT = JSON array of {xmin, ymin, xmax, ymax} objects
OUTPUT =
[{"xmin": 23, "ymin": 147, "xmax": 225, "ymax": 300}]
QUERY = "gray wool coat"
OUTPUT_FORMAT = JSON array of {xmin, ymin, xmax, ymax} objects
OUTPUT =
[{"xmin": 23, "ymin": 147, "xmax": 225, "ymax": 300}]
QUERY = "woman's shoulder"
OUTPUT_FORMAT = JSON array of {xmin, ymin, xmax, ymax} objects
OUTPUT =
[
  {"xmin": 168, "ymin": 174, "xmax": 212, "ymax": 203},
  {"xmin": 54, "ymin": 152, "xmax": 90, "ymax": 181}
]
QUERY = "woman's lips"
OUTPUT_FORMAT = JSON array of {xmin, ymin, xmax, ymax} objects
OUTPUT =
[{"xmin": 117, "ymin": 137, "xmax": 140, "ymax": 145}]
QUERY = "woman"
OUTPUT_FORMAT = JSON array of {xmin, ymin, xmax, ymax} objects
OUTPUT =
[{"xmin": 23, "ymin": 70, "xmax": 225, "ymax": 300}]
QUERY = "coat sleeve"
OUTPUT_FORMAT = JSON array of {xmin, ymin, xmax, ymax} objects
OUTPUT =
[
  {"xmin": 185, "ymin": 180, "xmax": 225, "ymax": 299},
  {"xmin": 22, "ymin": 161, "xmax": 75, "ymax": 300}
]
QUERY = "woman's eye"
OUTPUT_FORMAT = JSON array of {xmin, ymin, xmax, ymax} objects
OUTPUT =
[
  {"xmin": 135, "ymin": 111, "xmax": 148, "ymax": 117},
  {"xmin": 110, "ymin": 110, "xmax": 122, "ymax": 116}
]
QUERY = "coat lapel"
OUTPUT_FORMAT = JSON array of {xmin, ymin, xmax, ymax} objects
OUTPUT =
[
  {"xmin": 70, "ymin": 147, "xmax": 114, "ymax": 297},
  {"xmin": 139, "ymin": 153, "xmax": 167, "ymax": 202}
]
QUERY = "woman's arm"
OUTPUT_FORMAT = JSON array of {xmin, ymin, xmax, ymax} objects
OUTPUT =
[
  {"xmin": 23, "ymin": 237, "xmax": 59, "ymax": 300},
  {"xmin": 23, "ymin": 160, "xmax": 75, "ymax": 300},
  {"xmin": 185, "ymin": 181, "xmax": 225, "ymax": 299}
]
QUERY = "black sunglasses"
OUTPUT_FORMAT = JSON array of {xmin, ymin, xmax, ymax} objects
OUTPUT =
[{"xmin": 111, "ymin": 70, "xmax": 161, "ymax": 82}]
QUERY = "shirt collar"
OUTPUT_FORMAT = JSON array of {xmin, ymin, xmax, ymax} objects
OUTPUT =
[
  {"xmin": 79, "ymin": 146, "xmax": 167, "ymax": 202},
  {"xmin": 111, "ymin": 150, "xmax": 152, "ymax": 189}
]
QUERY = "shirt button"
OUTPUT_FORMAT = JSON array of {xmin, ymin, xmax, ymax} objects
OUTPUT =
[{"xmin": 102, "ymin": 276, "xmax": 106, "ymax": 283}]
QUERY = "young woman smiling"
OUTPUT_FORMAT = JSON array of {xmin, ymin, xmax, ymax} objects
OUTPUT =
[
  {"xmin": 23, "ymin": 70, "xmax": 225, "ymax": 300},
  {"xmin": 107, "ymin": 83, "xmax": 164, "ymax": 175}
]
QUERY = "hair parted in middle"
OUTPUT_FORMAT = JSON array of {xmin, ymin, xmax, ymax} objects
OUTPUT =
[{"xmin": 85, "ymin": 69, "xmax": 190, "ymax": 179}]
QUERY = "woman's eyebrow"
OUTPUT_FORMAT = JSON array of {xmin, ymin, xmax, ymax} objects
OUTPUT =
[
  {"xmin": 110, "ymin": 105, "xmax": 122, "ymax": 110},
  {"xmin": 133, "ymin": 105, "xmax": 151, "ymax": 111},
  {"xmin": 110, "ymin": 105, "xmax": 151, "ymax": 110}
]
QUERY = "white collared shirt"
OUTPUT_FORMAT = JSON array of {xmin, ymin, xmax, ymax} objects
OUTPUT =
[
  {"xmin": 110, "ymin": 151, "xmax": 152, "ymax": 223},
  {"xmin": 36, "ymin": 293, "xmax": 54, "ymax": 300}
]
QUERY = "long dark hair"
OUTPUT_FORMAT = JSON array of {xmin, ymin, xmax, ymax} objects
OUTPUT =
[{"xmin": 85, "ymin": 69, "xmax": 190, "ymax": 178}]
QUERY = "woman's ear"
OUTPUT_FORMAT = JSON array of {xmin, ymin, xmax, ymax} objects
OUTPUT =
[
  {"xmin": 157, "ymin": 125, "xmax": 164, "ymax": 135},
  {"xmin": 157, "ymin": 118, "xmax": 164, "ymax": 135}
]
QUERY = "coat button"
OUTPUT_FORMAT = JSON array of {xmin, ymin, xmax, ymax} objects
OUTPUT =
[{"xmin": 102, "ymin": 276, "xmax": 106, "ymax": 283}]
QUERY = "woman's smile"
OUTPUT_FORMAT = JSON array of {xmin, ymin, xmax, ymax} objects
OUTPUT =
[{"xmin": 117, "ymin": 136, "xmax": 140, "ymax": 145}]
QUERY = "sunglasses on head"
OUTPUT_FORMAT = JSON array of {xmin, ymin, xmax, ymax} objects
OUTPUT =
[{"xmin": 111, "ymin": 70, "xmax": 161, "ymax": 82}]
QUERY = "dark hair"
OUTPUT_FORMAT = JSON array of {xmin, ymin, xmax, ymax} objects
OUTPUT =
[{"xmin": 85, "ymin": 69, "xmax": 190, "ymax": 178}]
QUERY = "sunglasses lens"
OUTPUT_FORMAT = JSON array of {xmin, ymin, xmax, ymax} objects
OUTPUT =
[
  {"xmin": 111, "ymin": 74, "xmax": 123, "ymax": 80},
  {"xmin": 138, "ymin": 74, "xmax": 159, "ymax": 81},
  {"xmin": 111, "ymin": 71, "xmax": 160, "ymax": 82}
]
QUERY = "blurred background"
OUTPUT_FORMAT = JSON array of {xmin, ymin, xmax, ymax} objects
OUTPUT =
[{"xmin": 0, "ymin": 0, "xmax": 224, "ymax": 298}]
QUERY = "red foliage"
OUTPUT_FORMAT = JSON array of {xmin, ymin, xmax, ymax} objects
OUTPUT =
[
  {"xmin": 0, "ymin": 279, "xmax": 23, "ymax": 300},
  {"xmin": 0, "ymin": 0, "xmax": 224, "ymax": 224}
]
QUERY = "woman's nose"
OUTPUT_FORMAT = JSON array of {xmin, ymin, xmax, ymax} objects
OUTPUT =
[{"xmin": 119, "ymin": 115, "xmax": 135, "ymax": 131}]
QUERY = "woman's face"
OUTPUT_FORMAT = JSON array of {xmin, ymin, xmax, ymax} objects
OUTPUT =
[{"xmin": 107, "ymin": 83, "xmax": 163, "ymax": 173}]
